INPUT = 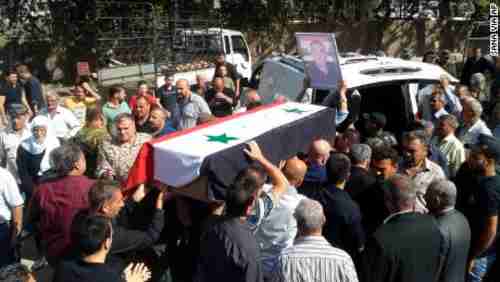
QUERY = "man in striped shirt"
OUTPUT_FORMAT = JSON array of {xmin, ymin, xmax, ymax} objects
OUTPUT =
[{"xmin": 270, "ymin": 198, "xmax": 359, "ymax": 282}]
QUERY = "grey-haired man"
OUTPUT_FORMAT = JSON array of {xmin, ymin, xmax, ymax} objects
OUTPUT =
[{"xmin": 0, "ymin": 104, "xmax": 31, "ymax": 183}]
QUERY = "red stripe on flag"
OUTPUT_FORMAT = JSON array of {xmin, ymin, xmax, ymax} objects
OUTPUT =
[{"xmin": 123, "ymin": 101, "xmax": 285, "ymax": 193}]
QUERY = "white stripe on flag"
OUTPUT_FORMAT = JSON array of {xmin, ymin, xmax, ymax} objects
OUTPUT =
[{"xmin": 153, "ymin": 102, "xmax": 328, "ymax": 187}]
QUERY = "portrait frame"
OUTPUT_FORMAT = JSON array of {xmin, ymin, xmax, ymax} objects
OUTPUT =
[{"xmin": 295, "ymin": 32, "xmax": 343, "ymax": 90}]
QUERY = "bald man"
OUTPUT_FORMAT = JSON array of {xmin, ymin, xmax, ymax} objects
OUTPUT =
[
  {"xmin": 234, "ymin": 89, "xmax": 262, "ymax": 113},
  {"xmin": 205, "ymin": 77, "xmax": 235, "ymax": 117},
  {"xmin": 297, "ymin": 139, "xmax": 332, "ymax": 198},
  {"xmin": 149, "ymin": 105, "xmax": 176, "ymax": 137},
  {"xmin": 245, "ymin": 89, "xmax": 262, "ymax": 111},
  {"xmin": 254, "ymin": 157, "xmax": 308, "ymax": 279},
  {"xmin": 175, "ymin": 79, "xmax": 212, "ymax": 130}
]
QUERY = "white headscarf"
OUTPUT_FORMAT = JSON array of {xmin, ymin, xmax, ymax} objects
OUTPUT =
[{"xmin": 20, "ymin": 115, "xmax": 61, "ymax": 175}]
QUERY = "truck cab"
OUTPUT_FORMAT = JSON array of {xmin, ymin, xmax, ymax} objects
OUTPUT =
[{"xmin": 98, "ymin": 28, "xmax": 252, "ymax": 88}]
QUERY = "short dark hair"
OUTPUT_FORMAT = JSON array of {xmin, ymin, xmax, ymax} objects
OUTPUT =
[
  {"xmin": 85, "ymin": 107, "xmax": 104, "ymax": 126},
  {"xmin": 50, "ymin": 143, "xmax": 84, "ymax": 177},
  {"xmin": 16, "ymin": 64, "xmax": 30, "ymax": 74},
  {"xmin": 5, "ymin": 68, "xmax": 17, "ymax": 76},
  {"xmin": 226, "ymin": 166, "xmax": 266, "ymax": 216},
  {"xmin": 342, "ymin": 128, "xmax": 360, "ymax": 145},
  {"xmin": 109, "ymin": 85, "xmax": 124, "ymax": 98},
  {"xmin": 137, "ymin": 80, "xmax": 148, "ymax": 87},
  {"xmin": 136, "ymin": 95, "xmax": 150, "ymax": 104},
  {"xmin": 470, "ymin": 86, "xmax": 481, "ymax": 93},
  {"xmin": 372, "ymin": 145, "xmax": 399, "ymax": 164},
  {"xmin": 74, "ymin": 214, "xmax": 112, "ymax": 256},
  {"xmin": 88, "ymin": 180, "xmax": 121, "ymax": 212},
  {"xmin": 326, "ymin": 153, "xmax": 351, "ymax": 184},
  {"xmin": 402, "ymin": 130, "xmax": 428, "ymax": 147}
]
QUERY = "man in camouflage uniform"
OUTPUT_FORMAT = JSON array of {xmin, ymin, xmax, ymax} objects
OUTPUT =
[{"xmin": 363, "ymin": 112, "xmax": 397, "ymax": 148}]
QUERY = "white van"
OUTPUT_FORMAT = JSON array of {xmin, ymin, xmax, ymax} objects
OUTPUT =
[
  {"xmin": 251, "ymin": 54, "xmax": 459, "ymax": 135},
  {"xmin": 98, "ymin": 28, "xmax": 252, "ymax": 87}
]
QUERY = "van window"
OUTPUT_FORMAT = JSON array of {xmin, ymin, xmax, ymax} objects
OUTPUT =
[
  {"xmin": 173, "ymin": 33, "xmax": 222, "ymax": 55},
  {"xmin": 224, "ymin": 36, "xmax": 231, "ymax": 55},
  {"xmin": 231, "ymin": 35, "xmax": 249, "ymax": 61},
  {"xmin": 250, "ymin": 65, "xmax": 264, "ymax": 88}
]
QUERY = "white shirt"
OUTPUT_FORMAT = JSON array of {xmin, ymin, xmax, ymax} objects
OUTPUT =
[
  {"xmin": 457, "ymin": 119, "xmax": 493, "ymax": 146},
  {"xmin": 40, "ymin": 106, "xmax": 81, "ymax": 139},
  {"xmin": 254, "ymin": 185, "xmax": 307, "ymax": 276},
  {"xmin": 271, "ymin": 236, "xmax": 358, "ymax": 282},
  {"xmin": 0, "ymin": 167, "xmax": 24, "ymax": 222},
  {"xmin": 0, "ymin": 126, "xmax": 31, "ymax": 183},
  {"xmin": 432, "ymin": 134, "xmax": 466, "ymax": 178},
  {"xmin": 418, "ymin": 84, "xmax": 462, "ymax": 117}
]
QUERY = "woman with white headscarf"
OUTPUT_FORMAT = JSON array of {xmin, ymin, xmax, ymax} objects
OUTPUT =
[{"xmin": 16, "ymin": 115, "xmax": 60, "ymax": 199}]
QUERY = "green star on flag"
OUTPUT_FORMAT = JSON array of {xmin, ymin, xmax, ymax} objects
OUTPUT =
[
  {"xmin": 206, "ymin": 133, "xmax": 239, "ymax": 144},
  {"xmin": 284, "ymin": 108, "xmax": 308, "ymax": 114}
]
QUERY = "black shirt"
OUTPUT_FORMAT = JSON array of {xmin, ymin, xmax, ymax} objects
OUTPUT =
[
  {"xmin": 24, "ymin": 77, "xmax": 45, "ymax": 112},
  {"xmin": 157, "ymin": 85, "xmax": 178, "ymax": 118},
  {"xmin": 460, "ymin": 57, "xmax": 495, "ymax": 86},
  {"xmin": 195, "ymin": 216, "xmax": 262, "ymax": 282},
  {"xmin": 135, "ymin": 118, "xmax": 155, "ymax": 134},
  {"xmin": 1, "ymin": 82, "xmax": 23, "ymax": 110},
  {"xmin": 205, "ymin": 88, "xmax": 236, "ymax": 117},
  {"xmin": 345, "ymin": 166, "xmax": 376, "ymax": 200},
  {"xmin": 360, "ymin": 213, "xmax": 443, "ymax": 282},
  {"xmin": 308, "ymin": 185, "xmax": 365, "ymax": 257},
  {"xmin": 470, "ymin": 175, "xmax": 500, "ymax": 254},
  {"xmin": 70, "ymin": 202, "xmax": 165, "ymax": 273},
  {"xmin": 53, "ymin": 260, "xmax": 123, "ymax": 282}
]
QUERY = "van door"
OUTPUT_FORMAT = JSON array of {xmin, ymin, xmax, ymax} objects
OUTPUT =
[
  {"xmin": 223, "ymin": 35, "xmax": 231, "ymax": 56},
  {"xmin": 230, "ymin": 35, "xmax": 252, "ymax": 81}
]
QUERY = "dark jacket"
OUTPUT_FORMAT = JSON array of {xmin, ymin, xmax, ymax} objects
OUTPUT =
[
  {"xmin": 345, "ymin": 166, "xmax": 376, "ymax": 200},
  {"xmin": 460, "ymin": 57, "xmax": 495, "ymax": 86},
  {"xmin": 205, "ymin": 88, "xmax": 236, "ymax": 117},
  {"xmin": 70, "ymin": 200, "xmax": 164, "ymax": 272},
  {"xmin": 360, "ymin": 212, "xmax": 443, "ymax": 282},
  {"xmin": 307, "ymin": 185, "xmax": 365, "ymax": 258},
  {"xmin": 434, "ymin": 209, "xmax": 471, "ymax": 282},
  {"xmin": 157, "ymin": 85, "xmax": 179, "ymax": 119},
  {"xmin": 110, "ymin": 200, "xmax": 165, "ymax": 255},
  {"xmin": 195, "ymin": 216, "xmax": 262, "ymax": 282}
]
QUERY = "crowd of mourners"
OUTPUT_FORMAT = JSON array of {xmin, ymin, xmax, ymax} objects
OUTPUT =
[{"xmin": 0, "ymin": 48, "xmax": 499, "ymax": 282}]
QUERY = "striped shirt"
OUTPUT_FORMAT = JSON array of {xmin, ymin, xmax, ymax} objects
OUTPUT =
[{"xmin": 270, "ymin": 236, "xmax": 359, "ymax": 282}]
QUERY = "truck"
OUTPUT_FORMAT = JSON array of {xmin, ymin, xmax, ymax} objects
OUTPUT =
[{"xmin": 96, "ymin": 28, "xmax": 252, "ymax": 88}]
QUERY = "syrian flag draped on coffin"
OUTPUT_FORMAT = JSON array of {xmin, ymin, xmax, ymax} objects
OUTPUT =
[{"xmin": 124, "ymin": 102, "xmax": 336, "ymax": 201}]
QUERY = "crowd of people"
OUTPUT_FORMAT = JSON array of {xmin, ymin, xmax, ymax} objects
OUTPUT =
[{"xmin": 0, "ymin": 49, "xmax": 498, "ymax": 282}]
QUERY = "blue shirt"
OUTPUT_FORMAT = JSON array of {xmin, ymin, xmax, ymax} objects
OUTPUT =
[
  {"xmin": 24, "ymin": 77, "xmax": 45, "ymax": 111},
  {"xmin": 154, "ymin": 121, "xmax": 176, "ymax": 138},
  {"xmin": 1, "ymin": 82, "xmax": 23, "ymax": 109},
  {"xmin": 157, "ymin": 85, "xmax": 180, "ymax": 120},
  {"xmin": 304, "ymin": 163, "xmax": 328, "ymax": 184}
]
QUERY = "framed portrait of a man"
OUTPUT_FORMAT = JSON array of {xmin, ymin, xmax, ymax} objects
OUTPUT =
[{"xmin": 295, "ymin": 33, "xmax": 342, "ymax": 90}]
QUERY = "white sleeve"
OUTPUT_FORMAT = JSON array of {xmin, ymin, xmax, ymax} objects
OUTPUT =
[
  {"xmin": 0, "ymin": 134, "xmax": 6, "ymax": 167},
  {"xmin": 64, "ymin": 108, "xmax": 82, "ymax": 138},
  {"xmin": 2, "ymin": 170, "xmax": 24, "ymax": 208},
  {"xmin": 199, "ymin": 97, "xmax": 212, "ymax": 116}
]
